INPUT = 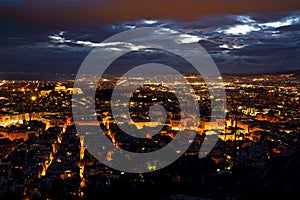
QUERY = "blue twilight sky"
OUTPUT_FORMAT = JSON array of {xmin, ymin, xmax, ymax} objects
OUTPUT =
[{"xmin": 0, "ymin": 0, "xmax": 299, "ymax": 74}]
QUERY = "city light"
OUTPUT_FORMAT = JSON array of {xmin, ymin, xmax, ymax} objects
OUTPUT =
[
  {"xmin": 31, "ymin": 96, "xmax": 37, "ymax": 101},
  {"xmin": 0, "ymin": 73, "xmax": 299, "ymax": 199}
]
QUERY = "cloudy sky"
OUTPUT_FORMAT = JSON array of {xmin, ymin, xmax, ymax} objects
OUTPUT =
[{"xmin": 0, "ymin": 0, "xmax": 300, "ymax": 75}]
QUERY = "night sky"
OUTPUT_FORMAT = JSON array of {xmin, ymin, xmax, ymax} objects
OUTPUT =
[{"xmin": 0, "ymin": 0, "xmax": 300, "ymax": 74}]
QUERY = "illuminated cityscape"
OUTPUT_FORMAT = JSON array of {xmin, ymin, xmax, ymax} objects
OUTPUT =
[
  {"xmin": 1, "ymin": 1, "xmax": 300, "ymax": 199},
  {"xmin": 0, "ymin": 72, "xmax": 299, "ymax": 199}
]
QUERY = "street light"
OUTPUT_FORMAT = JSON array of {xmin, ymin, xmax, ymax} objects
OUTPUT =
[
  {"xmin": 31, "ymin": 96, "xmax": 37, "ymax": 101},
  {"xmin": 30, "ymin": 96, "xmax": 37, "ymax": 121}
]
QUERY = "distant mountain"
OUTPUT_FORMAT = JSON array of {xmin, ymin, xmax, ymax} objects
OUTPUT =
[
  {"xmin": 0, "ymin": 69, "xmax": 299, "ymax": 81},
  {"xmin": 0, "ymin": 72, "xmax": 75, "ymax": 81}
]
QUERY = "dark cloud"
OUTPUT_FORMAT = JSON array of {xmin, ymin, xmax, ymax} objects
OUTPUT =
[
  {"xmin": 0, "ymin": 1, "xmax": 299, "ymax": 75},
  {"xmin": 1, "ymin": 0, "xmax": 300, "ymax": 27}
]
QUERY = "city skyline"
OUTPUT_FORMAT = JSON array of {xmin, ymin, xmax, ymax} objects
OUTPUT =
[{"xmin": 0, "ymin": 72, "xmax": 299, "ymax": 199}]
